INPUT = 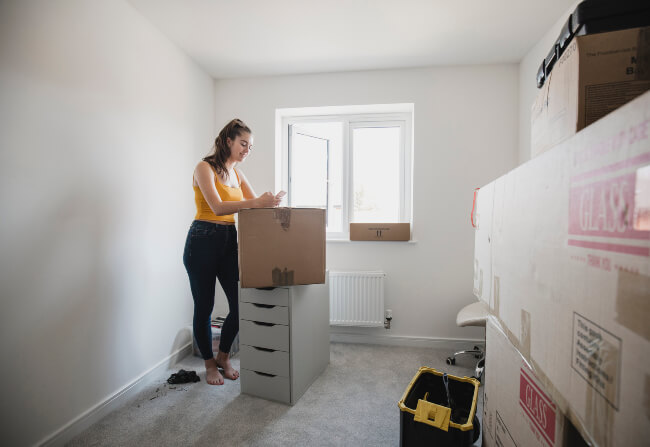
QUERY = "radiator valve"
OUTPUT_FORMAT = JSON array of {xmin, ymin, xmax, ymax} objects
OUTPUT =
[{"xmin": 384, "ymin": 309, "xmax": 392, "ymax": 329}]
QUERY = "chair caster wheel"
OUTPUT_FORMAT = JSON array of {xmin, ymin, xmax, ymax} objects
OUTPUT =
[{"xmin": 446, "ymin": 357, "xmax": 455, "ymax": 365}]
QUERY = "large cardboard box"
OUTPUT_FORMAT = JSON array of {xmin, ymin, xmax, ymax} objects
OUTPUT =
[
  {"xmin": 483, "ymin": 318, "xmax": 587, "ymax": 447},
  {"xmin": 531, "ymin": 27, "xmax": 650, "ymax": 158},
  {"xmin": 238, "ymin": 208, "xmax": 326, "ymax": 288},
  {"xmin": 476, "ymin": 91, "xmax": 650, "ymax": 446}
]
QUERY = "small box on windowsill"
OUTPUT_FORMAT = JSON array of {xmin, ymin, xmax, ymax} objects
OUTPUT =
[{"xmin": 349, "ymin": 223, "xmax": 410, "ymax": 241}]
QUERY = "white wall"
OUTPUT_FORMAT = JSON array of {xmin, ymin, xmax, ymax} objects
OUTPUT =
[
  {"xmin": 0, "ymin": 1, "xmax": 214, "ymax": 445},
  {"xmin": 214, "ymin": 65, "xmax": 519, "ymax": 343},
  {"xmin": 518, "ymin": 1, "xmax": 579, "ymax": 164}
]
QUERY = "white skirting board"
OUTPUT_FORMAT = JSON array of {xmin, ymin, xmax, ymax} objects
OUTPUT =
[
  {"xmin": 329, "ymin": 332, "xmax": 485, "ymax": 350},
  {"xmin": 39, "ymin": 342, "xmax": 193, "ymax": 447}
]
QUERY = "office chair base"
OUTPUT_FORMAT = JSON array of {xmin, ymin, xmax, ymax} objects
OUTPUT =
[
  {"xmin": 473, "ymin": 357, "xmax": 485, "ymax": 382},
  {"xmin": 446, "ymin": 347, "xmax": 485, "ymax": 383},
  {"xmin": 446, "ymin": 348, "xmax": 483, "ymax": 365}
]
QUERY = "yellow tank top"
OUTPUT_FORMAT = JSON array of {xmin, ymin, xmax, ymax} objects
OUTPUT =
[{"xmin": 193, "ymin": 167, "xmax": 243, "ymax": 223}]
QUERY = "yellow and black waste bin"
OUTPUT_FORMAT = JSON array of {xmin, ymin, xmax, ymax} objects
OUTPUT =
[{"xmin": 398, "ymin": 367, "xmax": 480, "ymax": 446}]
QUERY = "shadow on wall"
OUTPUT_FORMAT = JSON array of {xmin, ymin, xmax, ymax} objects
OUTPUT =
[
  {"xmin": 0, "ymin": 184, "xmax": 120, "ymax": 445},
  {"xmin": 170, "ymin": 326, "xmax": 193, "ymax": 367}
]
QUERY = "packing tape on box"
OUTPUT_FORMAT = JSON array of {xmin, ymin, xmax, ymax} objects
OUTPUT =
[
  {"xmin": 637, "ymin": 27, "xmax": 650, "ymax": 81},
  {"xmin": 273, "ymin": 208, "xmax": 291, "ymax": 230},
  {"xmin": 472, "ymin": 259, "xmax": 480, "ymax": 298},
  {"xmin": 520, "ymin": 309, "xmax": 532, "ymax": 360},
  {"xmin": 272, "ymin": 267, "xmax": 295, "ymax": 286},
  {"xmin": 584, "ymin": 358, "xmax": 617, "ymax": 447},
  {"xmin": 492, "ymin": 275, "xmax": 500, "ymax": 317},
  {"xmin": 645, "ymin": 375, "xmax": 650, "ymax": 423},
  {"xmin": 615, "ymin": 269, "xmax": 650, "ymax": 342},
  {"xmin": 574, "ymin": 311, "xmax": 621, "ymax": 446}
]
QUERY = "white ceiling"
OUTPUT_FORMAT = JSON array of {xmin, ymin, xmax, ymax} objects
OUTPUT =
[{"xmin": 128, "ymin": 0, "xmax": 575, "ymax": 79}]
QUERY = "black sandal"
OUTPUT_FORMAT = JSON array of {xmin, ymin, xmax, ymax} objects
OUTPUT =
[{"xmin": 167, "ymin": 369, "xmax": 200, "ymax": 384}]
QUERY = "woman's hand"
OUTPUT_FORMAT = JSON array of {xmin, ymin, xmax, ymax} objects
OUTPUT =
[{"xmin": 255, "ymin": 191, "xmax": 282, "ymax": 208}]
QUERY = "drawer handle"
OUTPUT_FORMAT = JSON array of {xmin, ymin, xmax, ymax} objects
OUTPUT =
[
  {"xmin": 252, "ymin": 321, "xmax": 275, "ymax": 327},
  {"xmin": 252, "ymin": 303, "xmax": 275, "ymax": 309},
  {"xmin": 253, "ymin": 346, "xmax": 276, "ymax": 353},
  {"xmin": 253, "ymin": 371, "xmax": 276, "ymax": 378}
]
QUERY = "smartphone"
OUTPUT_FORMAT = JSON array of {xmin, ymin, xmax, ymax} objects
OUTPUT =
[{"xmin": 275, "ymin": 190, "xmax": 286, "ymax": 199}]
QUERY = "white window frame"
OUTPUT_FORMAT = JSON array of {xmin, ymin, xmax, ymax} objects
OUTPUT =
[{"xmin": 275, "ymin": 104, "xmax": 414, "ymax": 240}]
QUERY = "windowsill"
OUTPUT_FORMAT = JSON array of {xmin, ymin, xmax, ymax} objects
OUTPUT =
[{"xmin": 326, "ymin": 238, "xmax": 418, "ymax": 244}]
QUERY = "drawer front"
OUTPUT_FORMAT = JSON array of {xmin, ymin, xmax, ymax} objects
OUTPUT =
[
  {"xmin": 240, "ymin": 287, "xmax": 289, "ymax": 306},
  {"xmin": 239, "ymin": 319, "xmax": 289, "ymax": 352},
  {"xmin": 240, "ymin": 301, "xmax": 289, "ymax": 325},
  {"xmin": 241, "ymin": 369, "xmax": 290, "ymax": 404},
  {"xmin": 240, "ymin": 344, "xmax": 290, "ymax": 377}
]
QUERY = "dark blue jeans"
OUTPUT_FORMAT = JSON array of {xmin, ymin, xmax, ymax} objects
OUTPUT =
[{"xmin": 183, "ymin": 220, "xmax": 239, "ymax": 360}]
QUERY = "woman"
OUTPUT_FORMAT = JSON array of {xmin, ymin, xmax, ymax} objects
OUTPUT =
[{"xmin": 183, "ymin": 118, "xmax": 281, "ymax": 385}]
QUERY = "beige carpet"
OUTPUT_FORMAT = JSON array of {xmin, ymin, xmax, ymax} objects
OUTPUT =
[{"xmin": 68, "ymin": 342, "xmax": 483, "ymax": 446}]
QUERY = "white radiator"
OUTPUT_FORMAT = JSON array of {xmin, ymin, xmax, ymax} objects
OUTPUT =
[{"xmin": 329, "ymin": 271, "xmax": 385, "ymax": 327}]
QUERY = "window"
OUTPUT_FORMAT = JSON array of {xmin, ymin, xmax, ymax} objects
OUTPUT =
[{"xmin": 276, "ymin": 104, "xmax": 413, "ymax": 239}]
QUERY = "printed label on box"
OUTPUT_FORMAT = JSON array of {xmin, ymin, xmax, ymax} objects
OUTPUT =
[
  {"xmin": 569, "ymin": 170, "xmax": 643, "ymax": 240},
  {"xmin": 571, "ymin": 312, "xmax": 622, "ymax": 409},
  {"xmin": 569, "ymin": 163, "xmax": 650, "ymax": 257},
  {"xmin": 519, "ymin": 369, "xmax": 557, "ymax": 446},
  {"xmin": 634, "ymin": 165, "xmax": 650, "ymax": 230},
  {"xmin": 568, "ymin": 119, "xmax": 650, "ymax": 257}
]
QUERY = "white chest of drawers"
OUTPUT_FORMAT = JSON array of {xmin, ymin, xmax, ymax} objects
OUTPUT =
[{"xmin": 238, "ymin": 279, "xmax": 330, "ymax": 405}]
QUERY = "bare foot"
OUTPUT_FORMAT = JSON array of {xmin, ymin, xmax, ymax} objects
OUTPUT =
[
  {"xmin": 215, "ymin": 351, "xmax": 239, "ymax": 380},
  {"xmin": 204, "ymin": 358, "xmax": 224, "ymax": 385}
]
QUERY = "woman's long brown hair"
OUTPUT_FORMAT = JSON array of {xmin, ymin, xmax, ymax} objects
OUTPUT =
[{"xmin": 203, "ymin": 118, "xmax": 251, "ymax": 179}]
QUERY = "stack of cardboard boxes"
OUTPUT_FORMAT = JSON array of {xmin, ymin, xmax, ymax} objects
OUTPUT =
[{"xmin": 475, "ymin": 22, "xmax": 650, "ymax": 447}]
